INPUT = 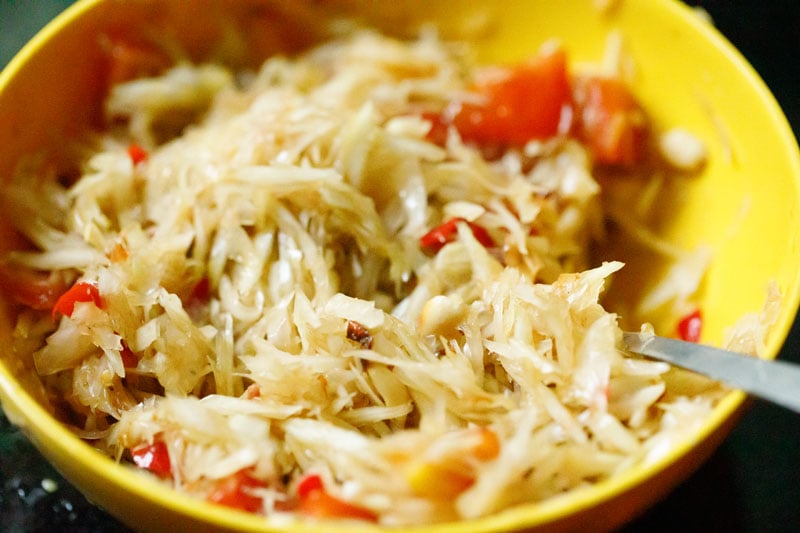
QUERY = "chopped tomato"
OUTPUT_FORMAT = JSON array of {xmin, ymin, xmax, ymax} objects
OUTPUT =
[
  {"xmin": 208, "ymin": 470, "xmax": 266, "ymax": 513},
  {"xmin": 131, "ymin": 441, "xmax": 171, "ymax": 478},
  {"xmin": 677, "ymin": 309, "xmax": 703, "ymax": 343},
  {"xmin": 127, "ymin": 143, "xmax": 148, "ymax": 165},
  {"xmin": 572, "ymin": 75, "xmax": 648, "ymax": 167},
  {"xmin": 420, "ymin": 218, "xmax": 495, "ymax": 255},
  {"xmin": 0, "ymin": 264, "xmax": 70, "ymax": 311},
  {"xmin": 295, "ymin": 474, "xmax": 378, "ymax": 522},
  {"xmin": 452, "ymin": 47, "xmax": 570, "ymax": 146},
  {"xmin": 52, "ymin": 281, "xmax": 102, "ymax": 321}
]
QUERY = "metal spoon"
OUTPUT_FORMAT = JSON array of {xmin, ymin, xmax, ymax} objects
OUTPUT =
[{"xmin": 622, "ymin": 332, "xmax": 800, "ymax": 413}]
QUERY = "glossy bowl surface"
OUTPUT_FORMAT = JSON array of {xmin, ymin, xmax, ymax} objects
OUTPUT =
[{"xmin": 1, "ymin": 1, "xmax": 799, "ymax": 531}]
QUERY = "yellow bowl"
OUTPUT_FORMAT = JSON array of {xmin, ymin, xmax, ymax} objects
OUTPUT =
[{"xmin": 1, "ymin": 0, "xmax": 799, "ymax": 531}]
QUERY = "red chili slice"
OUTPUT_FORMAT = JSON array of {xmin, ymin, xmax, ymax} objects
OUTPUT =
[
  {"xmin": 420, "ymin": 218, "xmax": 495, "ymax": 255},
  {"xmin": 296, "ymin": 473, "xmax": 325, "ymax": 500},
  {"xmin": 677, "ymin": 309, "xmax": 703, "ymax": 343},
  {"xmin": 120, "ymin": 341, "xmax": 138, "ymax": 368},
  {"xmin": 127, "ymin": 143, "xmax": 148, "ymax": 165},
  {"xmin": 294, "ymin": 474, "xmax": 377, "ymax": 522},
  {"xmin": 131, "ymin": 441, "xmax": 171, "ymax": 478},
  {"xmin": 52, "ymin": 281, "xmax": 102, "ymax": 321},
  {"xmin": 207, "ymin": 470, "xmax": 267, "ymax": 513}
]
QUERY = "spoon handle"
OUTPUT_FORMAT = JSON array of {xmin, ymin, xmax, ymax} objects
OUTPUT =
[{"xmin": 622, "ymin": 332, "xmax": 800, "ymax": 413}]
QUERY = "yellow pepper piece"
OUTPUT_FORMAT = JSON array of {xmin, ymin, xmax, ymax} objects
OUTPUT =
[{"xmin": 406, "ymin": 461, "xmax": 474, "ymax": 499}]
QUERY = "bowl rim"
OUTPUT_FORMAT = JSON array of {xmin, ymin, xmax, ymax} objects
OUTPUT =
[{"xmin": 1, "ymin": 0, "xmax": 799, "ymax": 531}]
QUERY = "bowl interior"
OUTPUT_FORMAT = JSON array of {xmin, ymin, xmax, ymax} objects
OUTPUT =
[{"xmin": 1, "ymin": 0, "xmax": 799, "ymax": 531}]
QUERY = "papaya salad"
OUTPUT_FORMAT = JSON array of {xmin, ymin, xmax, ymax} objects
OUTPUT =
[{"xmin": 0, "ymin": 28, "xmax": 774, "ymax": 525}]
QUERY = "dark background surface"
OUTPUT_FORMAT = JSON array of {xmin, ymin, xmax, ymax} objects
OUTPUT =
[{"xmin": 0, "ymin": 1, "xmax": 799, "ymax": 532}]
